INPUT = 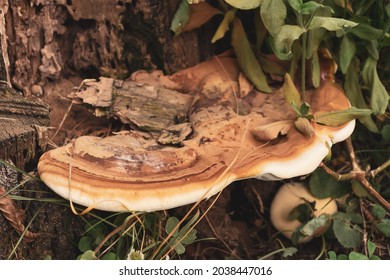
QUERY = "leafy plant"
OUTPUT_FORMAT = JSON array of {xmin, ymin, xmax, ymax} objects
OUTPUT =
[
  {"xmin": 328, "ymin": 240, "xmax": 381, "ymax": 260},
  {"xmin": 170, "ymin": 0, "xmax": 389, "ymax": 259}
]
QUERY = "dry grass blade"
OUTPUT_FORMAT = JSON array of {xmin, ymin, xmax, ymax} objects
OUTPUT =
[{"xmin": 0, "ymin": 185, "xmax": 40, "ymax": 242}]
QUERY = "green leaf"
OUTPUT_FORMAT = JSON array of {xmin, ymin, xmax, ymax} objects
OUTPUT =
[
  {"xmin": 308, "ymin": 16, "xmax": 358, "ymax": 31},
  {"xmin": 274, "ymin": 25, "xmax": 305, "ymax": 55},
  {"xmin": 327, "ymin": 251, "xmax": 337, "ymax": 260},
  {"xmin": 288, "ymin": 0, "xmax": 303, "ymax": 12},
  {"xmin": 364, "ymin": 40, "xmax": 379, "ymax": 60},
  {"xmin": 170, "ymin": 0, "xmax": 190, "ymax": 35},
  {"xmin": 372, "ymin": 204, "xmax": 387, "ymax": 219},
  {"xmin": 79, "ymin": 250, "xmax": 98, "ymax": 260},
  {"xmin": 174, "ymin": 242, "xmax": 186, "ymax": 255},
  {"xmin": 314, "ymin": 107, "xmax": 372, "ymax": 126},
  {"xmin": 344, "ymin": 58, "xmax": 379, "ymax": 133},
  {"xmin": 306, "ymin": 8, "xmax": 332, "ymax": 59},
  {"xmin": 381, "ymin": 125, "xmax": 390, "ymax": 142},
  {"xmin": 211, "ymin": 9, "xmax": 236, "ymax": 43},
  {"xmin": 225, "ymin": 0, "xmax": 262, "ymax": 10},
  {"xmin": 181, "ymin": 229, "xmax": 197, "ymax": 245},
  {"xmin": 282, "ymin": 73, "xmax": 302, "ymax": 108},
  {"xmin": 362, "ymin": 57, "xmax": 390, "ymax": 115},
  {"xmin": 351, "ymin": 179, "xmax": 368, "ymax": 197},
  {"xmin": 386, "ymin": 4, "xmax": 390, "ymax": 17},
  {"xmin": 367, "ymin": 240, "xmax": 376, "ymax": 258},
  {"xmin": 165, "ymin": 216, "xmax": 180, "ymax": 237},
  {"xmin": 300, "ymin": 1, "xmax": 334, "ymax": 15},
  {"xmin": 333, "ymin": 219, "xmax": 362, "ymax": 248},
  {"xmin": 350, "ymin": 23, "xmax": 383, "ymax": 40},
  {"xmin": 299, "ymin": 102, "xmax": 311, "ymax": 116},
  {"xmin": 78, "ymin": 236, "xmax": 93, "ymax": 253},
  {"xmin": 349, "ymin": 252, "xmax": 369, "ymax": 260},
  {"xmin": 101, "ymin": 252, "xmax": 117, "ymax": 260},
  {"xmin": 340, "ymin": 35, "xmax": 356, "ymax": 74},
  {"xmin": 337, "ymin": 254, "xmax": 348, "ymax": 260},
  {"xmin": 260, "ymin": 0, "xmax": 287, "ymax": 36},
  {"xmin": 300, "ymin": 214, "xmax": 331, "ymax": 237},
  {"xmin": 376, "ymin": 219, "xmax": 390, "ymax": 237},
  {"xmin": 311, "ymin": 51, "xmax": 320, "ymax": 88},
  {"xmin": 309, "ymin": 168, "xmax": 350, "ymax": 199},
  {"xmin": 232, "ymin": 18, "xmax": 271, "ymax": 93}
]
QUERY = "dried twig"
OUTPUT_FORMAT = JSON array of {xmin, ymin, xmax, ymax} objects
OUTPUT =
[{"xmin": 321, "ymin": 137, "xmax": 390, "ymax": 213}]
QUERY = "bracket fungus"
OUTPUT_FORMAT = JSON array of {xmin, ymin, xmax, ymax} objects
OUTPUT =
[
  {"xmin": 38, "ymin": 55, "xmax": 355, "ymax": 212},
  {"xmin": 270, "ymin": 182, "xmax": 338, "ymax": 242}
]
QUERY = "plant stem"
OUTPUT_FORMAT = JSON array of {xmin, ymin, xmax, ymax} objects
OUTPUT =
[
  {"xmin": 300, "ymin": 16, "xmax": 307, "ymax": 102},
  {"xmin": 370, "ymin": 158, "xmax": 390, "ymax": 177},
  {"xmin": 301, "ymin": 32, "xmax": 307, "ymax": 101},
  {"xmin": 321, "ymin": 138, "xmax": 390, "ymax": 213}
]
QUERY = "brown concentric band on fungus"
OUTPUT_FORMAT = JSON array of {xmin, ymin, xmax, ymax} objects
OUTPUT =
[{"xmin": 38, "ymin": 56, "xmax": 355, "ymax": 212}]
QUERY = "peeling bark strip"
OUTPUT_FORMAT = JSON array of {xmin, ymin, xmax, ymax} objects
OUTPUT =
[{"xmin": 70, "ymin": 77, "xmax": 193, "ymax": 132}]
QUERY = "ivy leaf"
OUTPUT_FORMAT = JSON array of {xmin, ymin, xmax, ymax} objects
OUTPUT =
[
  {"xmin": 211, "ymin": 9, "xmax": 236, "ymax": 43},
  {"xmin": 232, "ymin": 18, "xmax": 271, "ymax": 92},
  {"xmin": 225, "ymin": 0, "xmax": 262, "ymax": 10},
  {"xmin": 274, "ymin": 25, "xmax": 305, "ymax": 55},
  {"xmin": 260, "ymin": 0, "xmax": 287, "ymax": 36},
  {"xmin": 170, "ymin": 0, "xmax": 190, "ymax": 35},
  {"xmin": 309, "ymin": 168, "xmax": 350, "ymax": 199},
  {"xmin": 308, "ymin": 16, "xmax": 358, "ymax": 31},
  {"xmin": 340, "ymin": 35, "xmax": 356, "ymax": 74},
  {"xmin": 333, "ymin": 218, "xmax": 362, "ymax": 248},
  {"xmin": 362, "ymin": 57, "xmax": 390, "ymax": 115},
  {"xmin": 314, "ymin": 107, "xmax": 372, "ymax": 126}
]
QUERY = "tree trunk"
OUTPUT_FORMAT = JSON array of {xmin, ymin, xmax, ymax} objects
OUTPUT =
[{"xmin": 0, "ymin": 0, "xmax": 210, "ymax": 259}]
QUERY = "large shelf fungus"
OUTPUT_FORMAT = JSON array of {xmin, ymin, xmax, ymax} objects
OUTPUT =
[{"xmin": 38, "ymin": 55, "xmax": 355, "ymax": 212}]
